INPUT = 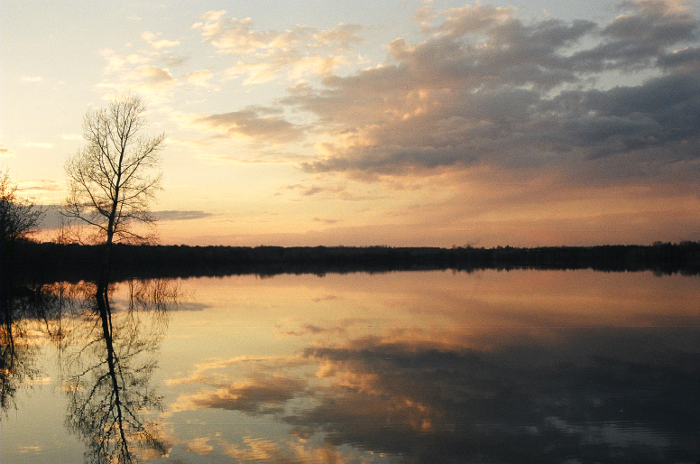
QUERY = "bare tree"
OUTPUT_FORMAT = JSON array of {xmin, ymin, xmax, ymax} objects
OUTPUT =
[
  {"xmin": 63, "ymin": 95, "xmax": 164, "ymax": 253},
  {"xmin": 0, "ymin": 169, "xmax": 44, "ymax": 246}
]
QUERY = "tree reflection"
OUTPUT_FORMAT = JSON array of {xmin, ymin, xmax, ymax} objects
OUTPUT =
[
  {"xmin": 1, "ymin": 281, "xmax": 72, "ymax": 415},
  {"xmin": 0, "ymin": 276, "xmax": 176, "ymax": 464},
  {"xmin": 0, "ymin": 287, "xmax": 37, "ymax": 414},
  {"xmin": 61, "ymin": 277, "xmax": 179, "ymax": 463}
]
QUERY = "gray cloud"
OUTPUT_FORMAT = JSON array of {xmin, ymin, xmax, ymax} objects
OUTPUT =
[
  {"xmin": 153, "ymin": 210, "xmax": 214, "ymax": 221},
  {"xmin": 279, "ymin": 323, "xmax": 345, "ymax": 337},
  {"xmin": 302, "ymin": 145, "xmax": 479, "ymax": 175},
  {"xmin": 312, "ymin": 218, "xmax": 340, "ymax": 225},
  {"xmin": 169, "ymin": 302, "xmax": 210, "ymax": 312},
  {"xmin": 194, "ymin": 109, "xmax": 305, "ymax": 144},
  {"xmin": 573, "ymin": 0, "xmax": 698, "ymax": 71},
  {"xmin": 287, "ymin": 0, "xmax": 700, "ymax": 181},
  {"xmin": 37, "ymin": 206, "xmax": 214, "ymax": 230}
]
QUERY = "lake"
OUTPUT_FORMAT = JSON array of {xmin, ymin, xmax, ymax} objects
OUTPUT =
[{"xmin": 2, "ymin": 269, "xmax": 699, "ymax": 463}]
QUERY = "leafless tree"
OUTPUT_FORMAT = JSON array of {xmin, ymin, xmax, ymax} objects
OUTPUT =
[
  {"xmin": 0, "ymin": 169, "xmax": 44, "ymax": 246},
  {"xmin": 63, "ymin": 95, "xmax": 164, "ymax": 252}
]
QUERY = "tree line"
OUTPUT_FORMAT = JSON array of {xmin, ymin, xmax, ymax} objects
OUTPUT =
[
  {"xmin": 2, "ymin": 94, "xmax": 699, "ymax": 284},
  {"xmin": 5, "ymin": 241, "xmax": 700, "ymax": 283}
]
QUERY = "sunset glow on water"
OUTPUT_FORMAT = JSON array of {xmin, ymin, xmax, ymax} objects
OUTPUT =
[{"xmin": 2, "ymin": 270, "xmax": 699, "ymax": 463}]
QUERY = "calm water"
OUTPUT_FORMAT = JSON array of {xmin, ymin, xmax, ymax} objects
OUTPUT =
[{"xmin": 2, "ymin": 270, "xmax": 700, "ymax": 463}]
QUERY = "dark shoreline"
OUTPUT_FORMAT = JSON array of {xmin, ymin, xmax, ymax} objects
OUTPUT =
[{"xmin": 4, "ymin": 241, "xmax": 700, "ymax": 283}]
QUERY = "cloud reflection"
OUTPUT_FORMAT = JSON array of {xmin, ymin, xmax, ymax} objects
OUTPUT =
[
  {"xmin": 295, "ymin": 328, "xmax": 700, "ymax": 463},
  {"xmin": 172, "ymin": 374, "xmax": 308, "ymax": 415},
  {"xmin": 170, "ymin": 324, "xmax": 700, "ymax": 463}
]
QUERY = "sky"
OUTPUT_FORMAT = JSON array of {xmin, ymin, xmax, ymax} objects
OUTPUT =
[{"xmin": 1, "ymin": 0, "xmax": 699, "ymax": 247}]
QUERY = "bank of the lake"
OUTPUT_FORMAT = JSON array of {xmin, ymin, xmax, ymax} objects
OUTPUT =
[{"xmin": 3, "ymin": 241, "xmax": 700, "ymax": 283}]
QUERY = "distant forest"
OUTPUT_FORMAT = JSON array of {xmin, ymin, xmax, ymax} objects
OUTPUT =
[{"xmin": 4, "ymin": 241, "xmax": 700, "ymax": 283}]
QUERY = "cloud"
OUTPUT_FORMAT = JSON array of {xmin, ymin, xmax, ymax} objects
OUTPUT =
[
  {"xmin": 278, "ymin": 323, "xmax": 345, "ymax": 337},
  {"xmin": 192, "ymin": 108, "xmax": 306, "ymax": 144},
  {"xmin": 60, "ymin": 134, "xmax": 83, "ymax": 141},
  {"xmin": 311, "ymin": 295, "xmax": 339, "ymax": 302},
  {"xmin": 223, "ymin": 54, "xmax": 345, "ymax": 85},
  {"xmin": 312, "ymin": 23, "xmax": 364, "ymax": 50},
  {"xmin": 36, "ymin": 206, "xmax": 209, "ymax": 230},
  {"xmin": 161, "ymin": 54, "xmax": 190, "ymax": 68},
  {"xmin": 282, "ymin": 0, "xmax": 700, "ymax": 183},
  {"xmin": 139, "ymin": 65, "xmax": 177, "ymax": 89},
  {"xmin": 0, "ymin": 145, "xmax": 15, "ymax": 157},
  {"xmin": 153, "ymin": 210, "xmax": 214, "ymax": 221},
  {"xmin": 20, "ymin": 76, "xmax": 43, "ymax": 83},
  {"xmin": 183, "ymin": 437, "xmax": 213, "ymax": 455},
  {"xmin": 284, "ymin": 183, "xmax": 346, "ymax": 197},
  {"xmin": 194, "ymin": 13, "xmax": 363, "ymax": 54},
  {"xmin": 574, "ymin": 0, "xmax": 698, "ymax": 71},
  {"xmin": 223, "ymin": 438, "xmax": 348, "ymax": 464},
  {"xmin": 142, "ymin": 31, "xmax": 180, "ymax": 49},
  {"xmin": 184, "ymin": 69, "xmax": 215, "ymax": 88},
  {"xmin": 166, "ymin": 322, "xmax": 700, "ymax": 462},
  {"xmin": 281, "ymin": 182, "xmax": 371, "ymax": 200},
  {"xmin": 193, "ymin": 11, "xmax": 364, "ymax": 83},
  {"xmin": 97, "ymin": 48, "xmax": 178, "ymax": 100},
  {"xmin": 23, "ymin": 142, "xmax": 53, "ymax": 148},
  {"xmin": 165, "ymin": 355, "xmax": 305, "ymax": 387},
  {"xmin": 17, "ymin": 181, "xmax": 62, "ymax": 193},
  {"xmin": 313, "ymin": 217, "xmax": 341, "ymax": 225},
  {"xmin": 413, "ymin": 4, "xmax": 436, "ymax": 23},
  {"xmin": 18, "ymin": 446, "xmax": 42, "ymax": 453},
  {"xmin": 99, "ymin": 48, "xmax": 150, "ymax": 73}
]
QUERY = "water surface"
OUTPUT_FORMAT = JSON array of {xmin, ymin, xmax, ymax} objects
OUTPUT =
[{"xmin": 2, "ymin": 270, "xmax": 699, "ymax": 463}]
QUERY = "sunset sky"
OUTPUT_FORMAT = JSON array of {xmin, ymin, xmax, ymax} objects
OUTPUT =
[{"xmin": 2, "ymin": 0, "xmax": 699, "ymax": 247}]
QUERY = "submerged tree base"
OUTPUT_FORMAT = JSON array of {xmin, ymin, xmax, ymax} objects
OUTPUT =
[{"xmin": 4, "ymin": 241, "xmax": 700, "ymax": 283}]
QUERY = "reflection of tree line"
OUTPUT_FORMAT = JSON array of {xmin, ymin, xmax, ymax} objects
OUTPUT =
[
  {"xmin": 1, "ymin": 280, "xmax": 69, "ymax": 412},
  {"xmin": 7, "ymin": 241, "xmax": 700, "ymax": 283},
  {"xmin": 1, "ymin": 276, "xmax": 179, "ymax": 463}
]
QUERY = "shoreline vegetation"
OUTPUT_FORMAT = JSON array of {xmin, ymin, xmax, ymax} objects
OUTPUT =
[{"xmin": 4, "ymin": 240, "xmax": 700, "ymax": 283}]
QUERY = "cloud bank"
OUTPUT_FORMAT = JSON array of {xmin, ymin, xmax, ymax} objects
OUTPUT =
[
  {"xmin": 102, "ymin": 0, "xmax": 700, "ymax": 186},
  {"xmin": 283, "ymin": 0, "xmax": 700, "ymax": 184}
]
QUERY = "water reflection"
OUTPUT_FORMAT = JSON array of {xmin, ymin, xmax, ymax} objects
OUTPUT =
[
  {"xmin": 63, "ymin": 278, "xmax": 179, "ymax": 463},
  {"xmin": 167, "ymin": 326, "xmax": 700, "ymax": 463},
  {"xmin": 300, "ymin": 328, "xmax": 699, "ymax": 463},
  {"xmin": 162, "ymin": 272, "xmax": 700, "ymax": 464},
  {"xmin": 1, "ymin": 281, "xmax": 71, "ymax": 414},
  {"xmin": 1, "ymin": 277, "xmax": 180, "ymax": 463},
  {"xmin": 3, "ymin": 271, "xmax": 700, "ymax": 463}
]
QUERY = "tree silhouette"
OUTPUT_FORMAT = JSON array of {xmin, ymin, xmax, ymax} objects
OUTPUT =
[
  {"xmin": 63, "ymin": 95, "xmax": 164, "ymax": 270},
  {"xmin": 0, "ymin": 169, "xmax": 43, "ymax": 247}
]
